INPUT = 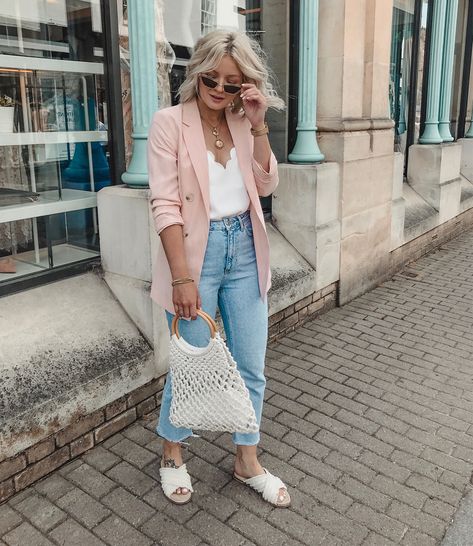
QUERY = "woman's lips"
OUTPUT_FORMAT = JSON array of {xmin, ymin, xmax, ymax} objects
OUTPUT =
[{"xmin": 209, "ymin": 94, "xmax": 224, "ymax": 102}]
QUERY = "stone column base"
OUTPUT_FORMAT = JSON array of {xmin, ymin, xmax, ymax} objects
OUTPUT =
[
  {"xmin": 97, "ymin": 185, "xmax": 169, "ymax": 376},
  {"xmin": 407, "ymin": 143, "xmax": 461, "ymax": 222},
  {"xmin": 273, "ymin": 163, "xmax": 341, "ymax": 290},
  {"xmin": 391, "ymin": 152, "xmax": 405, "ymax": 250},
  {"xmin": 459, "ymin": 138, "xmax": 473, "ymax": 183}
]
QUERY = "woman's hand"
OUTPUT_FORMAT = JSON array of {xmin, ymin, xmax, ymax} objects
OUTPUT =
[
  {"xmin": 240, "ymin": 83, "xmax": 267, "ymax": 129},
  {"xmin": 173, "ymin": 282, "xmax": 201, "ymax": 320}
]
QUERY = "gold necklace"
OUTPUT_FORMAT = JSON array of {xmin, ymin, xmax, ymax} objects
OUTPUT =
[{"xmin": 201, "ymin": 115, "xmax": 225, "ymax": 149}]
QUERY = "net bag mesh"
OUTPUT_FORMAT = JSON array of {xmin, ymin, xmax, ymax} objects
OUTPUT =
[{"xmin": 169, "ymin": 331, "xmax": 259, "ymax": 433}]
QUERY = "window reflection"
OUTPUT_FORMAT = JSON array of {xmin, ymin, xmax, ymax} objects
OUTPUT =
[
  {"xmin": 0, "ymin": 1, "xmax": 108, "ymax": 280},
  {"xmin": 466, "ymin": 53, "xmax": 473, "ymax": 136},
  {"xmin": 389, "ymin": 0, "xmax": 416, "ymax": 153},
  {"xmin": 450, "ymin": 0, "xmax": 471, "ymax": 139}
]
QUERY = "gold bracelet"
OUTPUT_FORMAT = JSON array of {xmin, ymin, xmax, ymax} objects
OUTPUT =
[
  {"xmin": 171, "ymin": 277, "xmax": 194, "ymax": 287},
  {"xmin": 250, "ymin": 122, "xmax": 269, "ymax": 137}
]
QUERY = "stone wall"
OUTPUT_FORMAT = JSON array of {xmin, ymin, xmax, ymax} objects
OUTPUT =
[
  {"xmin": 0, "ymin": 377, "xmax": 164, "ymax": 505},
  {"xmin": 317, "ymin": 0, "xmax": 396, "ymax": 306},
  {"xmin": 268, "ymin": 282, "xmax": 338, "ymax": 341},
  {"xmin": 390, "ymin": 206, "xmax": 473, "ymax": 272}
]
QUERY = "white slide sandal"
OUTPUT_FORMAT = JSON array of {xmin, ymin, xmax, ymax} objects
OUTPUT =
[
  {"xmin": 233, "ymin": 468, "xmax": 291, "ymax": 508},
  {"xmin": 159, "ymin": 463, "xmax": 194, "ymax": 505}
]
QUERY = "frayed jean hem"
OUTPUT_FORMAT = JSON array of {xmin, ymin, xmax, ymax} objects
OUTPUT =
[{"xmin": 156, "ymin": 429, "xmax": 200, "ymax": 444}]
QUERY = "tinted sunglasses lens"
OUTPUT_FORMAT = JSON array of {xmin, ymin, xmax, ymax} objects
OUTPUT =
[
  {"xmin": 201, "ymin": 76, "xmax": 241, "ymax": 94},
  {"xmin": 223, "ymin": 84, "xmax": 241, "ymax": 94},
  {"xmin": 201, "ymin": 76, "xmax": 218, "ymax": 89}
]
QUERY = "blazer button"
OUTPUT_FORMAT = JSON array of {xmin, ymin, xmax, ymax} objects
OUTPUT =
[
  {"xmin": 185, "ymin": 193, "xmax": 194, "ymax": 202},
  {"xmin": 184, "ymin": 232, "xmax": 189, "ymax": 238}
]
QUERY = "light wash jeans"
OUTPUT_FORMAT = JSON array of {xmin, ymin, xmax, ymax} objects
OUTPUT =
[{"xmin": 156, "ymin": 209, "xmax": 268, "ymax": 446}]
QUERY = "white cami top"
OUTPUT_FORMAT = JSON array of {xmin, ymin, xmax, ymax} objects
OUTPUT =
[{"xmin": 207, "ymin": 147, "xmax": 250, "ymax": 220}]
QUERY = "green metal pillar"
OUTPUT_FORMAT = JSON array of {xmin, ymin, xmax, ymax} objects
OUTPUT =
[
  {"xmin": 419, "ymin": 0, "xmax": 447, "ymax": 144},
  {"xmin": 121, "ymin": 0, "xmax": 158, "ymax": 188},
  {"xmin": 438, "ymin": 0, "xmax": 459, "ymax": 142},
  {"xmin": 288, "ymin": 0, "xmax": 324, "ymax": 163}
]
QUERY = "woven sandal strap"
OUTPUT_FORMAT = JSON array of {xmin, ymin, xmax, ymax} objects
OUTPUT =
[
  {"xmin": 159, "ymin": 464, "xmax": 193, "ymax": 496},
  {"xmin": 243, "ymin": 469, "xmax": 286, "ymax": 504}
]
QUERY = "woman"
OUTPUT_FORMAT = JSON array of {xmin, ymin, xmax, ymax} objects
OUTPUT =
[{"xmin": 147, "ymin": 29, "xmax": 290, "ymax": 508}]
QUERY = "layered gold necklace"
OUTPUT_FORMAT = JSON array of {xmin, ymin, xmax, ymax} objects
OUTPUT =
[{"xmin": 200, "ymin": 115, "xmax": 225, "ymax": 149}]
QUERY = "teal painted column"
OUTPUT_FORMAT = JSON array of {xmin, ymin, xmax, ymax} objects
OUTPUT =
[
  {"xmin": 438, "ymin": 0, "xmax": 459, "ymax": 142},
  {"xmin": 288, "ymin": 0, "xmax": 324, "ymax": 163},
  {"xmin": 419, "ymin": 0, "xmax": 447, "ymax": 144},
  {"xmin": 121, "ymin": 0, "xmax": 158, "ymax": 188}
]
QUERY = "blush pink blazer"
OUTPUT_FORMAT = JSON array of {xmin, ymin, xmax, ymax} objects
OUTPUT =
[{"xmin": 147, "ymin": 98, "xmax": 279, "ymax": 314}]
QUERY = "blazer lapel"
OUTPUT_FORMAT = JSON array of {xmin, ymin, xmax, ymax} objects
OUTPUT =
[
  {"xmin": 225, "ymin": 109, "xmax": 260, "ymax": 207},
  {"xmin": 182, "ymin": 100, "xmax": 210, "ymax": 220}
]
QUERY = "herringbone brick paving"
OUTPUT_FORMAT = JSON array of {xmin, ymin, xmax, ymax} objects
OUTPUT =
[{"xmin": 2, "ymin": 230, "xmax": 473, "ymax": 545}]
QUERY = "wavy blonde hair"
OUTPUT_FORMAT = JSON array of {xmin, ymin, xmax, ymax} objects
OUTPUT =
[{"xmin": 178, "ymin": 29, "xmax": 285, "ymax": 113}]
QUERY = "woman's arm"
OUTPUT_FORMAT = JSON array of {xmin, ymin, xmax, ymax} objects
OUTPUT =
[
  {"xmin": 240, "ymin": 84, "xmax": 279, "ymax": 196},
  {"xmin": 148, "ymin": 112, "xmax": 184, "ymax": 235},
  {"xmin": 147, "ymin": 111, "xmax": 200, "ymax": 319},
  {"xmin": 252, "ymin": 131, "xmax": 271, "ymax": 173},
  {"xmin": 252, "ymin": 148, "xmax": 279, "ymax": 197},
  {"xmin": 159, "ymin": 225, "xmax": 201, "ymax": 320}
]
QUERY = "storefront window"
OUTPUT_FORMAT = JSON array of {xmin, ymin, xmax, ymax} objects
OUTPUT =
[
  {"xmin": 450, "ymin": 0, "xmax": 472, "ymax": 139},
  {"xmin": 0, "ymin": 1, "xmax": 109, "ymax": 284},
  {"xmin": 389, "ymin": 0, "xmax": 417, "ymax": 154},
  {"xmin": 466, "ymin": 56, "xmax": 473, "ymax": 135}
]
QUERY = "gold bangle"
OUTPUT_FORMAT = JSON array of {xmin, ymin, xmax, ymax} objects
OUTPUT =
[
  {"xmin": 171, "ymin": 277, "xmax": 194, "ymax": 287},
  {"xmin": 250, "ymin": 122, "xmax": 269, "ymax": 137}
]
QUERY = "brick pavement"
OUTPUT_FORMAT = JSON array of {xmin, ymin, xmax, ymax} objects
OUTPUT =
[{"xmin": 1, "ymin": 229, "xmax": 473, "ymax": 546}]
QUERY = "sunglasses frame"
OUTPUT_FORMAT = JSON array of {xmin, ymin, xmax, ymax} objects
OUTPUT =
[{"xmin": 199, "ymin": 74, "xmax": 242, "ymax": 95}]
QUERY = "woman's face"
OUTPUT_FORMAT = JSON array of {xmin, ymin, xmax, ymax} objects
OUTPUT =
[{"xmin": 197, "ymin": 55, "xmax": 243, "ymax": 112}]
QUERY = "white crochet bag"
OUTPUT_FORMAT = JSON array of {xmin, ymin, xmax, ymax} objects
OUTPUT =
[{"xmin": 169, "ymin": 310, "xmax": 259, "ymax": 433}]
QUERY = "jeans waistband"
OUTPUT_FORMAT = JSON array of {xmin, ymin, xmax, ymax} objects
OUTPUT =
[{"xmin": 209, "ymin": 209, "xmax": 251, "ymax": 232}]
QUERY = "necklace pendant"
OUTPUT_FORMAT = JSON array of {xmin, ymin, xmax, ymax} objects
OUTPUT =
[
  {"xmin": 215, "ymin": 139, "xmax": 224, "ymax": 149},
  {"xmin": 211, "ymin": 128, "xmax": 219, "ymax": 137}
]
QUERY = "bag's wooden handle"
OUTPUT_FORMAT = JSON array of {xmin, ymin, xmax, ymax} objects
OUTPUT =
[{"xmin": 171, "ymin": 309, "xmax": 218, "ymax": 339}]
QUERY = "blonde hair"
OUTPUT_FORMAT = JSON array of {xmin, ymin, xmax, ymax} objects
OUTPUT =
[{"xmin": 178, "ymin": 29, "xmax": 285, "ymax": 113}]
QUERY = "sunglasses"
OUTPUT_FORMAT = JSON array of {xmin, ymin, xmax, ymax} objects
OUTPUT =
[{"xmin": 200, "ymin": 75, "xmax": 242, "ymax": 95}]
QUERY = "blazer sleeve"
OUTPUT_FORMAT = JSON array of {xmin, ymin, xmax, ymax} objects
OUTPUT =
[
  {"xmin": 252, "ymin": 151, "xmax": 279, "ymax": 197},
  {"xmin": 147, "ymin": 110, "xmax": 184, "ymax": 236}
]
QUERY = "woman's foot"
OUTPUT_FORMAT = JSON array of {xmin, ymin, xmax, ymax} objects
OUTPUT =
[
  {"xmin": 162, "ymin": 440, "xmax": 189, "ymax": 497},
  {"xmin": 234, "ymin": 446, "xmax": 289, "ymax": 505}
]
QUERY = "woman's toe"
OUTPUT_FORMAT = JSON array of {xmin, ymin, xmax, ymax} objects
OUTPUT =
[{"xmin": 278, "ymin": 488, "xmax": 288, "ymax": 503}]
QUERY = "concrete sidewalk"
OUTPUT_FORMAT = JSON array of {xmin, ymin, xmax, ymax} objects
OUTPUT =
[{"xmin": 1, "ymin": 229, "xmax": 473, "ymax": 546}]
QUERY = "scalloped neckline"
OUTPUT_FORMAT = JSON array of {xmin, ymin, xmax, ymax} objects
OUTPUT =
[{"xmin": 207, "ymin": 147, "xmax": 236, "ymax": 170}]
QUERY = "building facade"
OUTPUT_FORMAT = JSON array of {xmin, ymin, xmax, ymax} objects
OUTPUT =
[{"xmin": 1, "ymin": 0, "xmax": 473, "ymax": 501}]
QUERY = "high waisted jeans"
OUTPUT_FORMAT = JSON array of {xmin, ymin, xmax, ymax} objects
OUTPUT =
[{"xmin": 156, "ymin": 209, "xmax": 268, "ymax": 446}]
